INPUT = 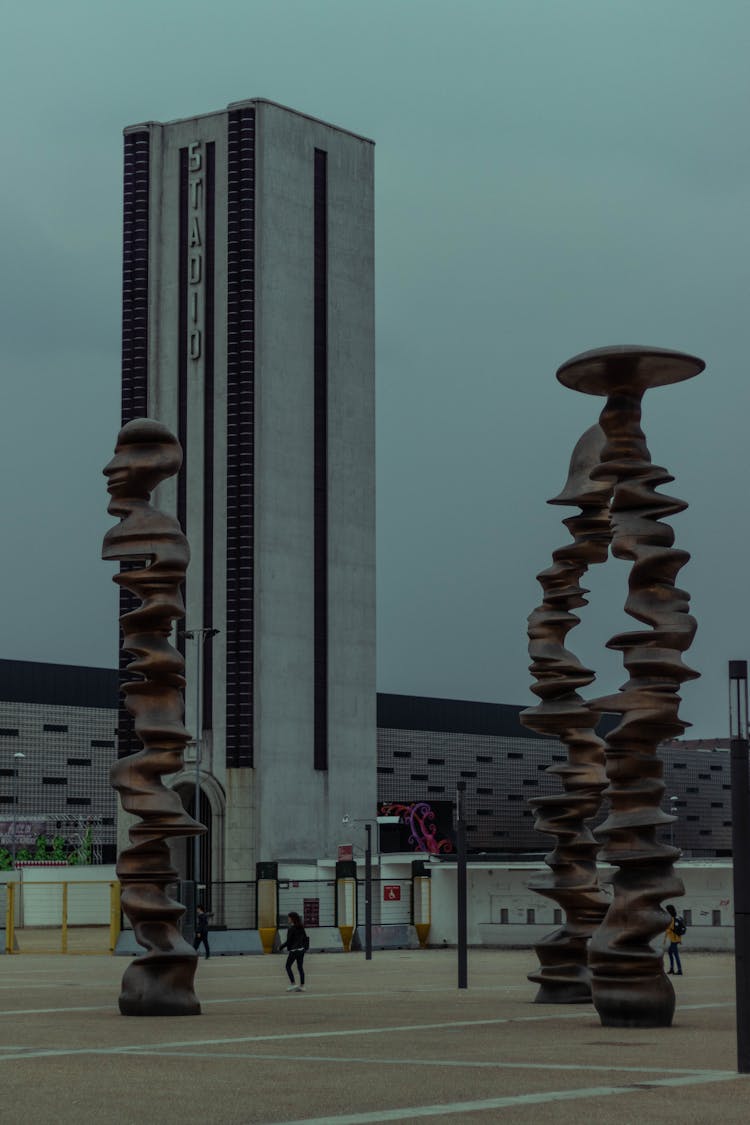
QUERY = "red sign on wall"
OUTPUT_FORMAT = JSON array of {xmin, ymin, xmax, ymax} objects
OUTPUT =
[
  {"xmin": 303, "ymin": 898, "xmax": 320, "ymax": 927},
  {"xmin": 337, "ymin": 844, "xmax": 353, "ymax": 861},
  {"xmin": 383, "ymin": 885, "xmax": 401, "ymax": 901}
]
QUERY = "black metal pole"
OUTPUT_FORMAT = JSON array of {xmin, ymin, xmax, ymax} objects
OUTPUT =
[
  {"xmin": 365, "ymin": 822, "xmax": 373, "ymax": 961},
  {"xmin": 729, "ymin": 661, "xmax": 750, "ymax": 1073},
  {"xmin": 456, "ymin": 781, "xmax": 467, "ymax": 989}
]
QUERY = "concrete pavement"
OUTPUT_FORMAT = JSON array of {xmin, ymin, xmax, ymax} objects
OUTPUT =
[{"xmin": 0, "ymin": 947, "xmax": 747, "ymax": 1123}]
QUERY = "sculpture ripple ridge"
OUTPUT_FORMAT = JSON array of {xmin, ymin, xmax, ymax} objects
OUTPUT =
[
  {"xmin": 557, "ymin": 345, "xmax": 705, "ymax": 1029},
  {"xmin": 103, "ymin": 417, "xmax": 206, "ymax": 1017},
  {"xmin": 520, "ymin": 423, "xmax": 612, "ymax": 1003}
]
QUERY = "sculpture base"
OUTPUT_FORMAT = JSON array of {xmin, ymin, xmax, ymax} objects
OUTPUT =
[
  {"xmin": 592, "ymin": 971, "xmax": 675, "ymax": 1028},
  {"xmin": 118, "ymin": 957, "xmax": 201, "ymax": 1017}
]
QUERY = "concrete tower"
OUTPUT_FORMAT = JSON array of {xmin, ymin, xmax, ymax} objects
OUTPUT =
[{"xmin": 119, "ymin": 100, "xmax": 376, "ymax": 882}]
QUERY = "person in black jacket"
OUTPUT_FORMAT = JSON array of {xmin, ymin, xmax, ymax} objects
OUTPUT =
[
  {"xmin": 279, "ymin": 911, "xmax": 308, "ymax": 991},
  {"xmin": 193, "ymin": 904, "xmax": 211, "ymax": 960}
]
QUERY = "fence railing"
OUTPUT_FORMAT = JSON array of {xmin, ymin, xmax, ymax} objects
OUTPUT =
[
  {"xmin": 279, "ymin": 878, "xmax": 337, "ymax": 927},
  {"xmin": 4, "ymin": 880, "xmax": 120, "ymax": 954},
  {"xmin": 357, "ymin": 878, "xmax": 412, "ymax": 927}
]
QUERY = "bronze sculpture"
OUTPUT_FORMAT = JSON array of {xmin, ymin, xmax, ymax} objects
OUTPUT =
[
  {"xmin": 520, "ymin": 425, "xmax": 612, "ymax": 1002},
  {"xmin": 555, "ymin": 345, "xmax": 704, "ymax": 1028},
  {"xmin": 103, "ymin": 418, "xmax": 205, "ymax": 1016}
]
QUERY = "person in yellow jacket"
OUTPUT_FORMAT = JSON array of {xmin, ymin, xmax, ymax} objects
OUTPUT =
[{"xmin": 663, "ymin": 903, "xmax": 683, "ymax": 975}]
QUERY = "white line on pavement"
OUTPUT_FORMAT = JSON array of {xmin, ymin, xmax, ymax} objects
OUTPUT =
[{"xmin": 271, "ymin": 1071, "xmax": 744, "ymax": 1124}]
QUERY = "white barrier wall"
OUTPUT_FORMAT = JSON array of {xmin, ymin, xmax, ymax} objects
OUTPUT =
[
  {"xmin": 427, "ymin": 860, "xmax": 736, "ymax": 951},
  {"xmin": 2, "ymin": 859, "xmax": 738, "ymax": 949}
]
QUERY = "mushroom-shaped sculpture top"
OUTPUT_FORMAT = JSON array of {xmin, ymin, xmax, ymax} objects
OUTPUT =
[{"xmin": 556, "ymin": 346, "xmax": 705, "ymax": 397}]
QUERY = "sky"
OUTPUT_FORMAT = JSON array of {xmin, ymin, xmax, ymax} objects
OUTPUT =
[{"xmin": 0, "ymin": 0, "xmax": 748, "ymax": 737}]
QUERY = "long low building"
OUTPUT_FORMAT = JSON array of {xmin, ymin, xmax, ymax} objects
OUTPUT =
[{"xmin": 0, "ymin": 658, "xmax": 733, "ymax": 868}]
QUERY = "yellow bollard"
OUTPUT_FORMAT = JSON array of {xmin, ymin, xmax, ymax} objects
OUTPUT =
[
  {"xmin": 5, "ymin": 882, "xmax": 16, "ymax": 955},
  {"xmin": 256, "ymin": 862, "xmax": 279, "ymax": 953},
  {"xmin": 109, "ymin": 882, "xmax": 122, "ymax": 953},
  {"xmin": 412, "ymin": 860, "xmax": 432, "ymax": 949},
  {"xmin": 336, "ymin": 860, "xmax": 357, "ymax": 952}
]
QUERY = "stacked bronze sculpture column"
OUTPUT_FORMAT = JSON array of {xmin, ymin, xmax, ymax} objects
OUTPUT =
[
  {"xmin": 527, "ymin": 345, "xmax": 703, "ymax": 1029},
  {"xmin": 103, "ymin": 418, "xmax": 205, "ymax": 1016},
  {"xmin": 520, "ymin": 424, "xmax": 612, "ymax": 1002}
]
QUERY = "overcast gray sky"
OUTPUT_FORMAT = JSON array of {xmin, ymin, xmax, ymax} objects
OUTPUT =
[{"xmin": 1, "ymin": 0, "xmax": 748, "ymax": 737}]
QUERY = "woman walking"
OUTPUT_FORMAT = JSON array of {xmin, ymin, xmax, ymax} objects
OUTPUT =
[{"xmin": 279, "ymin": 911, "xmax": 309, "ymax": 992}]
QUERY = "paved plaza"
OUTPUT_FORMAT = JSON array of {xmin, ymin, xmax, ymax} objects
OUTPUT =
[{"xmin": 0, "ymin": 947, "xmax": 748, "ymax": 1123}]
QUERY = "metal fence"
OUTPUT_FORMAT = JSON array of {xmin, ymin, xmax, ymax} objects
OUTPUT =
[
  {"xmin": 204, "ymin": 881, "xmax": 257, "ymax": 930},
  {"xmin": 278, "ymin": 879, "xmax": 337, "ymax": 927},
  {"xmin": 357, "ymin": 878, "xmax": 412, "ymax": 926}
]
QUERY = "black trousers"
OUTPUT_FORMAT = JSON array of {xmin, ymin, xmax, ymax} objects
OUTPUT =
[
  {"xmin": 285, "ymin": 950, "xmax": 305, "ymax": 984},
  {"xmin": 194, "ymin": 933, "xmax": 210, "ymax": 958}
]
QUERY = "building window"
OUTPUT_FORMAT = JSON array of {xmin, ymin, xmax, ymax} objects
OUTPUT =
[
  {"xmin": 44, "ymin": 724, "xmax": 68, "ymax": 732},
  {"xmin": 507, "ymin": 752, "xmax": 522, "ymax": 759},
  {"xmin": 43, "ymin": 777, "xmax": 68, "ymax": 785},
  {"xmin": 526, "ymin": 909, "xmax": 535, "ymax": 924},
  {"xmin": 0, "ymin": 729, "xmax": 19, "ymax": 737},
  {"xmin": 377, "ymin": 767, "xmax": 394, "ymax": 775},
  {"xmin": 66, "ymin": 797, "xmax": 91, "ymax": 806},
  {"xmin": 427, "ymin": 758, "xmax": 445, "ymax": 765},
  {"xmin": 393, "ymin": 751, "xmax": 411, "ymax": 759},
  {"xmin": 67, "ymin": 758, "xmax": 91, "ymax": 767},
  {"xmin": 90, "ymin": 740, "xmax": 115, "ymax": 748},
  {"xmin": 476, "ymin": 755, "xmax": 492, "ymax": 763},
  {"xmin": 460, "ymin": 771, "xmax": 476, "ymax": 778},
  {"xmin": 410, "ymin": 774, "xmax": 428, "ymax": 781}
]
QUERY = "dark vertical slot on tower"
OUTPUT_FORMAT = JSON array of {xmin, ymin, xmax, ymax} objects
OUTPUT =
[
  {"xmin": 119, "ymin": 130, "xmax": 150, "ymax": 758},
  {"xmin": 203, "ymin": 142, "xmax": 216, "ymax": 730},
  {"xmin": 226, "ymin": 108, "xmax": 255, "ymax": 768},
  {"xmin": 314, "ymin": 148, "xmax": 328, "ymax": 771},
  {"xmin": 176, "ymin": 147, "xmax": 189, "ymax": 664}
]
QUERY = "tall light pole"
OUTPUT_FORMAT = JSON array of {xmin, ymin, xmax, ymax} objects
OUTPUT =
[
  {"xmin": 183, "ymin": 627, "xmax": 219, "ymax": 895},
  {"xmin": 11, "ymin": 752, "xmax": 25, "ymax": 868},
  {"xmin": 729, "ymin": 660, "xmax": 750, "ymax": 1073},
  {"xmin": 456, "ymin": 781, "xmax": 468, "ymax": 989}
]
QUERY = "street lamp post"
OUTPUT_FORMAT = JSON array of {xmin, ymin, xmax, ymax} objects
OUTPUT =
[
  {"xmin": 183, "ymin": 627, "xmax": 219, "ymax": 895},
  {"xmin": 456, "ymin": 781, "xmax": 468, "ymax": 989},
  {"xmin": 342, "ymin": 814, "xmax": 400, "ymax": 961},
  {"xmin": 11, "ymin": 752, "xmax": 25, "ymax": 868},
  {"xmin": 729, "ymin": 660, "xmax": 750, "ymax": 1073},
  {"xmin": 364, "ymin": 822, "xmax": 372, "ymax": 961}
]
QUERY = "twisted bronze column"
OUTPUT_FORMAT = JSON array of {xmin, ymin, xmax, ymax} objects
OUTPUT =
[
  {"xmin": 520, "ymin": 424, "xmax": 612, "ymax": 1002},
  {"xmin": 557, "ymin": 345, "xmax": 704, "ymax": 1028},
  {"xmin": 103, "ymin": 418, "xmax": 205, "ymax": 1017}
]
